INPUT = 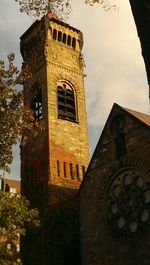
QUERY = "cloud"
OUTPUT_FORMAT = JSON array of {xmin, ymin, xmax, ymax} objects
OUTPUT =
[
  {"xmin": 0, "ymin": 0, "xmax": 32, "ymax": 65},
  {"xmin": 69, "ymin": 0, "xmax": 148, "ymax": 157}
]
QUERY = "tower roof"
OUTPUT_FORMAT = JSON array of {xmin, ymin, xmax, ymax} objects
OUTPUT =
[
  {"xmin": 20, "ymin": 11, "xmax": 80, "ymax": 41},
  {"xmin": 46, "ymin": 11, "xmax": 80, "ymax": 33},
  {"xmin": 46, "ymin": 10, "xmax": 62, "ymax": 22}
]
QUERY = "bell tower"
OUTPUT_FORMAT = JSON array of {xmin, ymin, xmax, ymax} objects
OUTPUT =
[{"xmin": 20, "ymin": 12, "xmax": 89, "ymax": 265}]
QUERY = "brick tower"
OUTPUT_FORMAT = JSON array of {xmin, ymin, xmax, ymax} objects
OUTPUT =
[{"xmin": 20, "ymin": 12, "xmax": 89, "ymax": 265}]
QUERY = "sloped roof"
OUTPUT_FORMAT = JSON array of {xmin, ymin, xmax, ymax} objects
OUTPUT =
[
  {"xmin": 123, "ymin": 106, "xmax": 150, "ymax": 127},
  {"xmin": 78, "ymin": 103, "xmax": 150, "ymax": 194},
  {"xmin": 3, "ymin": 179, "xmax": 20, "ymax": 194}
]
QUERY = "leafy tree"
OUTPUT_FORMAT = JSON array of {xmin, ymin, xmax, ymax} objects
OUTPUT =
[
  {"xmin": 14, "ymin": 0, "xmax": 117, "ymax": 19},
  {"xmin": 0, "ymin": 53, "xmax": 44, "ymax": 172},
  {"xmin": 15, "ymin": 0, "xmax": 72, "ymax": 19},
  {"xmin": 0, "ymin": 190, "xmax": 40, "ymax": 265}
]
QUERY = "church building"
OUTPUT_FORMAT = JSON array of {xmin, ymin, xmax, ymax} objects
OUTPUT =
[
  {"xmin": 20, "ymin": 10, "xmax": 150, "ymax": 265},
  {"xmin": 80, "ymin": 103, "xmax": 150, "ymax": 265}
]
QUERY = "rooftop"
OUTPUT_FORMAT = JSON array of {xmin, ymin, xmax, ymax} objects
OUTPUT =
[
  {"xmin": 1, "ymin": 178, "xmax": 20, "ymax": 194},
  {"xmin": 124, "ymin": 106, "xmax": 150, "ymax": 127}
]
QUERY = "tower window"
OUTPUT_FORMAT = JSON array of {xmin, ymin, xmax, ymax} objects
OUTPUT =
[
  {"xmin": 57, "ymin": 160, "xmax": 60, "ymax": 177},
  {"xmin": 7, "ymin": 243, "xmax": 11, "ymax": 250},
  {"xmin": 67, "ymin": 35, "xmax": 71, "ymax": 46},
  {"xmin": 58, "ymin": 31, "xmax": 62, "ymax": 42},
  {"xmin": 57, "ymin": 82, "xmax": 76, "ymax": 122},
  {"xmin": 76, "ymin": 164, "xmax": 80, "ymax": 180},
  {"xmin": 63, "ymin": 162, "xmax": 67, "ymax": 178},
  {"xmin": 62, "ymin": 33, "xmax": 67, "ymax": 44},
  {"xmin": 31, "ymin": 83, "xmax": 43, "ymax": 121},
  {"xmin": 72, "ymin": 37, "xmax": 76, "ymax": 49},
  {"xmin": 82, "ymin": 166, "xmax": 86, "ymax": 177},
  {"xmin": 53, "ymin": 29, "xmax": 57, "ymax": 40},
  {"xmin": 70, "ymin": 163, "xmax": 73, "ymax": 179}
]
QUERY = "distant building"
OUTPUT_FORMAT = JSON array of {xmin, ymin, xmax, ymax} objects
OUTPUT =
[{"xmin": 1, "ymin": 178, "xmax": 20, "ymax": 194}]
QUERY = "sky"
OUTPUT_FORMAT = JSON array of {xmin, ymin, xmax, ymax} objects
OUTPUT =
[{"xmin": 0, "ymin": 0, "xmax": 149, "ymax": 180}]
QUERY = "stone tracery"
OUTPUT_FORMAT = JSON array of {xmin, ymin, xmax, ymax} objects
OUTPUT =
[{"xmin": 105, "ymin": 169, "xmax": 150, "ymax": 236}]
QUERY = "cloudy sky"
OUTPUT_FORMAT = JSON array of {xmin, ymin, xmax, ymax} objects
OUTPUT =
[{"xmin": 0, "ymin": 0, "xmax": 149, "ymax": 180}]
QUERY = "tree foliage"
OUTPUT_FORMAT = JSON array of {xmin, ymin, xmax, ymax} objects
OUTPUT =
[
  {"xmin": 15, "ymin": 0, "xmax": 72, "ymax": 19},
  {"xmin": 0, "ymin": 190, "xmax": 40, "ymax": 264},
  {"xmin": 14, "ymin": 0, "xmax": 117, "ymax": 19},
  {"xmin": 0, "ymin": 191, "xmax": 40, "ymax": 239},
  {"xmin": 0, "ymin": 54, "xmax": 44, "ymax": 172},
  {"xmin": 85, "ymin": 0, "xmax": 117, "ymax": 11}
]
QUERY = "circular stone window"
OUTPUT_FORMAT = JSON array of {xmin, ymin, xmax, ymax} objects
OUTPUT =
[{"xmin": 105, "ymin": 169, "xmax": 150, "ymax": 237}]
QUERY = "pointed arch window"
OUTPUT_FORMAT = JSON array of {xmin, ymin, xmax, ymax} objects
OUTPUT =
[
  {"xmin": 31, "ymin": 83, "xmax": 43, "ymax": 121},
  {"xmin": 57, "ymin": 82, "xmax": 76, "ymax": 122}
]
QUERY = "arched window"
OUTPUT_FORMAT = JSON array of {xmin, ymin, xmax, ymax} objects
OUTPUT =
[
  {"xmin": 67, "ymin": 35, "xmax": 71, "ymax": 46},
  {"xmin": 57, "ymin": 82, "xmax": 76, "ymax": 122},
  {"xmin": 62, "ymin": 33, "xmax": 67, "ymax": 44},
  {"xmin": 31, "ymin": 83, "xmax": 43, "ymax": 121},
  {"xmin": 57, "ymin": 160, "xmax": 60, "ymax": 177},
  {"xmin": 72, "ymin": 37, "xmax": 76, "ymax": 49},
  {"xmin": 53, "ymin": 29, "xmax": 57, "ymax": 40},
  {"xmin": 76, "ymin": 164, "xmax": 79, "ymax": 180},
  {"xmin": 58, "ymin": 31, "xmax": 62, "ymax": 42}
]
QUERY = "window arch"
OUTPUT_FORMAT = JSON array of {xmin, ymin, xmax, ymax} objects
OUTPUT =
[
  {"xmin": 57, "ymin": 81, "xmax": 76, "ymax": 122},
  {"xmin": 31, "ymin": 82, "xmax": 43, "ymax": 121}
]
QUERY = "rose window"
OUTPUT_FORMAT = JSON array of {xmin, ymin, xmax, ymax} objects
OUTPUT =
[{"xmin": 105, "ymin": 169, "xmax": 150, "ymax": 236}]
